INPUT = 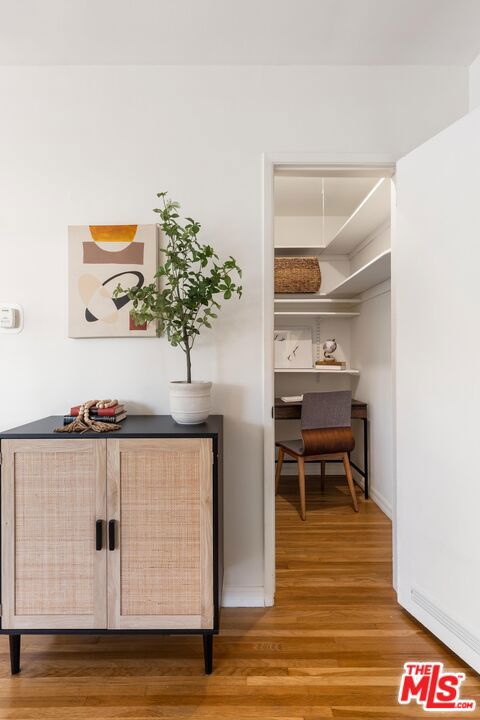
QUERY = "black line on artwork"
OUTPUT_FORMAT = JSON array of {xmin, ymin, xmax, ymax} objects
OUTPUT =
[{"xmin": 85, "ymin": 271, "xmax": 145, "ymax": 322}]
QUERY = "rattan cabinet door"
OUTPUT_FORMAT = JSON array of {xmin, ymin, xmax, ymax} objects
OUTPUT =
[
  {"xmin": 1, "ymin": 439, "xmax": 107, "ymax": 629},
  {"xmin": 107, "ymin": 438, "xmax": 213, "ymax": 629}
]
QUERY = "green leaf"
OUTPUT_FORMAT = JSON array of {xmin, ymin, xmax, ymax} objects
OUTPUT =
[{"xmin": 118, "ymin": 191, "xmax": 244, "ymax": 377}]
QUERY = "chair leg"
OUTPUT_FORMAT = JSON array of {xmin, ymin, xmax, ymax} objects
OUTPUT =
[
  {"xmin": 320, "ymin": 460, "xmax": 326, "ymax": 492},
  {"xmin": 275, "ymin": 447, "xmax": 284, "ymax": 495},
  {"xmin": 298, "ymin": 457, "xmax": 306, "ymax": 521},
  {"xmin": 343, "ymin": 453, "xmax": 359, "ymax": 512}
]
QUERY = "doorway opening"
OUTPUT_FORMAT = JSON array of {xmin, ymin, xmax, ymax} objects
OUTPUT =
[{"xmin": 263, "ymin": 159, "xmax": 396, "ymax": 605}]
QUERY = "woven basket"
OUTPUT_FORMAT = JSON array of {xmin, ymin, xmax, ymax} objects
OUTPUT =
[{"xmin": 274, "ymin": 257, "xmax": 321, "ymax": 294}]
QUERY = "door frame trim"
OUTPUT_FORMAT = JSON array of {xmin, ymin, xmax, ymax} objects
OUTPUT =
[{"xmin": 262, "ymin": 152, "xmax": 396, "ymax": 606}]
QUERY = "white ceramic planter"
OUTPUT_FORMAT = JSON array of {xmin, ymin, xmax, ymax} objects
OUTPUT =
[{"xmin": 169, "ymin": 381, "xmax": 212, "ymax": 425}]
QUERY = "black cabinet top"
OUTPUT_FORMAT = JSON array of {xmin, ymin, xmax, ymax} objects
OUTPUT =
[{"xmin": 0, "ymin": 415, "xmax": 223, "ymax": 440}]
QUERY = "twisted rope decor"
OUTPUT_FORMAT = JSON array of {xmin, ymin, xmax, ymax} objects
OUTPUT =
[{"xmin": 55, "ymin": 399, "xmax": 122, "ymax": 434}]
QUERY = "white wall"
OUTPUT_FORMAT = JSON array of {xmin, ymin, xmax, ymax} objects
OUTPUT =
[
  {"xmin": 469, "ymin": 53, "xmax": 480, "ymax": 109},
  {"xmin": 274, "ymin": 216, "xmax": 346, "ymax": 247},
  {"xmin": 0, "ymin": 64, "xmax": 469, "ymax": 606},
  {"xmin": 349, "ymin": 223, "xmax": 390, "ymax": 274},
  {"xmin": 351, "ymin": 280, "xmax": 393, "ymax": 516}
]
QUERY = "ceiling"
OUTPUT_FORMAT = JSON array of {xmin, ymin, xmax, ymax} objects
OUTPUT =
[
  {"xmin": 274, "ymin": 177, "xmax": 378, "ymax": 216},
  {"xmin": 1, "ymin": 0, "xmax": 480, "ymax": 66}
]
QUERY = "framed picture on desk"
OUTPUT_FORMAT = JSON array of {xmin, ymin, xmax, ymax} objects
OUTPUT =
[{"xmin": 274, "ymin": 326, "xmax": 313, "ymax": 368}]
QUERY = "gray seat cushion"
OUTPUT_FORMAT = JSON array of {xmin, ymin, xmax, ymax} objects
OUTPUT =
[{"xmin": 276, "ymin": 439, "xmax": 303, "ymax": 455}]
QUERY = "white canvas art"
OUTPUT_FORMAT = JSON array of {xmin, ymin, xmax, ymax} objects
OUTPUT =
[
  {"xmin": 68, "ymin": 224, "xmax": 158, "ymax": 338},
  {"xmin": 274, "ymin": 327, "xmax": 313, "ymax": 368}
]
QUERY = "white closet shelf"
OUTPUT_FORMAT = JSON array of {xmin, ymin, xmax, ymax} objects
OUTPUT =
[
  {"xmin": 327, "ymin": 249, "xmax": 391, "ymax": 298},
  {"xmin": 274, "ymin": 311, "xmax": 359, "ymax": 317},
  {"xmin": 325, "ymin": 178, "xmax": 390, "ymax": 254},
  {"xmin": 274, "ymin": 296, "xmax": 359, "ymax": 304},
  {"xmin": 275, "ymin": 367, "xmax": 360, "ymax": 375}
]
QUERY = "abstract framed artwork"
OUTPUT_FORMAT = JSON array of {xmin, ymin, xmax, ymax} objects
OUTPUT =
[
  {"xmin": 68, "ymin": 224, "xmax": 158, "ymax": 338},
  {"xmin": 274, "ymin": 326, "xmax": 313, "ymax": 368}
]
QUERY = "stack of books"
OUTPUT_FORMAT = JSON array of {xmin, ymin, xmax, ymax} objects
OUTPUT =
[
  {"xmin": 63, "ymin": 402, "xmax": 127, "ymax": 426},
  {"xmin": 315, "ymin": 360, "xmax": 347, "ymax": 370}
]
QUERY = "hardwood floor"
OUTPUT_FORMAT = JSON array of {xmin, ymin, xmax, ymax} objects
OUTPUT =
[{"xmin": 0, "ymin": 475, "xmax": 478, "ymax": 719}]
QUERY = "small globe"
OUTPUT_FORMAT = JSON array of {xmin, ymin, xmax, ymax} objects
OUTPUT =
[{"xmin": 323, "ymin": 339, "xmax": 337, "ymax": 354}]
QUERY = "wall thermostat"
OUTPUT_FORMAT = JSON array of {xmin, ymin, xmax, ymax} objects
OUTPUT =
[{"xmin": 0, "ymin": 304, "xmax": 23, "ymax": 334}]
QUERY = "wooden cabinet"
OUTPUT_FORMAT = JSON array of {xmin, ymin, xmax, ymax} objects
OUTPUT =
[{"xmin": 0, "ymin": 416, "xmax": 223, "ymax": 674}]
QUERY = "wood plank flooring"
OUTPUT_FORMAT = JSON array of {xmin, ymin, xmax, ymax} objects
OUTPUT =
[{"xmin": 0, "ymin": 475, "xmax": 478, "ymax": 719}]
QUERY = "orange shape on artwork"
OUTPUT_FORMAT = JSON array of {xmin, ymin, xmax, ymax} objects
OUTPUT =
[{"xmin": 89, "ymin": 225, "xmax": 138, "ymax": 243}]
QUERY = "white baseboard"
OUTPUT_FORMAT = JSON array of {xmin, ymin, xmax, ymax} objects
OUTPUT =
[
  {"xmin": 399, "ymin": 587, "xmax": 480, "ymax": 674},
  {"xmin": 222, "ymin": 585, "xmax": 265, "ymax": 607},
  {"xmin": 369, "ymin": 486, "xmax": 392, "ymax": 519}
]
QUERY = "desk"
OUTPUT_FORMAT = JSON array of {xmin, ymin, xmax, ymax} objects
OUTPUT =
[{"xmin": 274, "ymin": 398, "xmax": 369, "ymax": 499}]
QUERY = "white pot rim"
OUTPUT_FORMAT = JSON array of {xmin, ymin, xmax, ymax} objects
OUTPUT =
[{"xmin": 169, "ymin": 380, "xmax": 212, "ymax": 386}]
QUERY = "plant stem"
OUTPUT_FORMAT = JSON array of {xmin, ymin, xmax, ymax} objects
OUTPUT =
[{"xmin": 183, "ymin": 328, "xmax": 192, "ymax": 384}]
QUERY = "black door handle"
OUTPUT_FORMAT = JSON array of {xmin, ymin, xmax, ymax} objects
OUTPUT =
[
  {"xmin": 95, "ymin": 520, "xmax": 103, "ymax": 551},
  {"xmin": 108, "ymin": 519, "xmax": 116, "ymax": 551}
]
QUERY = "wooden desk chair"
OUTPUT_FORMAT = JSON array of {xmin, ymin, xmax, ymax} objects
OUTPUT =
[{"xmin": 275, "ymin": 390, "xmax": 359, "ymax": 520}]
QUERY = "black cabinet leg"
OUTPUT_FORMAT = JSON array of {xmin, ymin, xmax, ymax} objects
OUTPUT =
[
  {"xmin": 203, "ymin": 632, "xmax": 213, "ymax": 674},
  {"xmin": 9, "ymin": 635, "xmax": 21, "ymax": 675}
]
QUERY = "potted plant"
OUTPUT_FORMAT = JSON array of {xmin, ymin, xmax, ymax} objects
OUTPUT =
[{"xmin": 116, "ymin": 192, "xmax": 242, "ymax": 424}]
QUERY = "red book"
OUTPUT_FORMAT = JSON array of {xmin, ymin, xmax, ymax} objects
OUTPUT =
[{"xmin": 70, "ymin": 404, "xmax": 124, "ymax": 417}]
